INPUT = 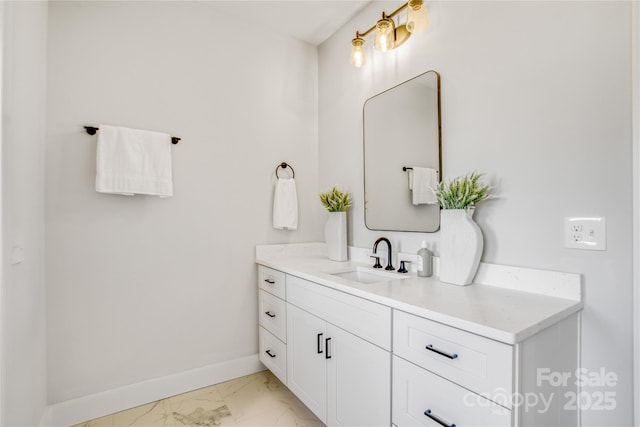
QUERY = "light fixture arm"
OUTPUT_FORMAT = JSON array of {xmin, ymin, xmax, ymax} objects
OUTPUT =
[{"xmin": 355, "ymin": 3, "xmax": 408, "ymax": 39}]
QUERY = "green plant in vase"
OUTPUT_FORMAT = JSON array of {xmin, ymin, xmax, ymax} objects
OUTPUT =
[
  {"xmin": 434, "ymin": 172, "xmax": 492, "ymax": 286},
  {"xmin": 319, "ymin": 186, "xmax": 353, "ymax": 212},
  {"xmin": 433, "ymin": 171, "xmax": 491, "ymax": 210},
  {"xmin": 319, "ymin": 186, "xmax": 352, "ymax": 261}
]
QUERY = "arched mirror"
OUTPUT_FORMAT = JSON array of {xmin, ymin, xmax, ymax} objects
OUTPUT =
[{"xmin": 363, "ymin": 70, "xmax": 442, "ymax": 232}]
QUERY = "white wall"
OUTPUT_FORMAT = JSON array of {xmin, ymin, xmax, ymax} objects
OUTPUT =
[
  {"xmin": 46, "ymin": 1, "xmax": 321, "ymax": 403},
  {"xmin": 319, "ymin": 1, "xmax": 633, "ymax": 426},
  {"xmin": 633, "ymin": 3, "xmax": 640, "ymax": 425},
  {"xmin": 1, "ymin": 1, "xmax": 49, "ymax": 425}
]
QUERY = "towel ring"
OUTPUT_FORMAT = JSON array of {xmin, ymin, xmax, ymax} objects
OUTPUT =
[{"xmin": 276, "ymin": 162, "xmax": 295, "ymax": 179}]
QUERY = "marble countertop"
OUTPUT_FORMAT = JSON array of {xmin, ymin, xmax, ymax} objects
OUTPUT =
[{"xmin": 255, "ymin": 243, "xmax": 583, "ymax": 345}]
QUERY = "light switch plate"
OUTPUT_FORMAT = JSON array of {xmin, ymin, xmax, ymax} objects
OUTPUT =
[{"xmin": 564, "ymin": 217, "xmax": 606, "ymax": 250}]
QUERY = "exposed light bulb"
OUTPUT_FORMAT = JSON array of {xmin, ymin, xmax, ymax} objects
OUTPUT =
[
  {"xmin": 374, "ymin": 18, "xmax": 394, "ymax": 52},
  {"xmin": 350, "ymin": 37, "xmax": 366, "ymax": 67},
  {"xmin": 406, "ymin": 0, "xmax": 429, "ymax": 33}
]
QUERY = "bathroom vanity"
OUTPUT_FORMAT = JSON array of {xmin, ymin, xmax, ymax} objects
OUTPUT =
[{"xmin": 256, "ymin": 243, "xmax": 582, "ymax": 427}]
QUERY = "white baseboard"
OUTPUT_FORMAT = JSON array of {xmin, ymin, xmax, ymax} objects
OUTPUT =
[{"xmin": 41, "ymin": 354, "xmax": 264, "ymax": 427}]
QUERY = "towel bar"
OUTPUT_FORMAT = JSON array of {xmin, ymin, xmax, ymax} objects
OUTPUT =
[
  {"xmin": 84, "ymin": 126, "xmax": 181, "ymax": 145},
  {"xmin": 276, "ymin": 162, "xmax": 295, "ymax": 179},
  {"xmin": 403, "ymin": 166, "xmax": 439, "ymax": 173}
]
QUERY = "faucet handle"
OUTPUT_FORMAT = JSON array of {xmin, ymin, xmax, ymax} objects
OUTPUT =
[
  {"xmin": 398, "ymin": 260, "xmax": 411, "ymax": 273},
  {"xmin": 370, "ymin": 254, "xmax": 383, "ymax": 269}
]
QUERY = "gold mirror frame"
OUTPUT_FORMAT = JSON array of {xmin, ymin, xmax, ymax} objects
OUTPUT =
[{"xmin": 363, "ymin": 70, "xmax": 442, "ymax": 232}]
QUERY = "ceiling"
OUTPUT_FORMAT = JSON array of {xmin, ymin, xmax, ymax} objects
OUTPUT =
[{"xmin": 212, "ymin": 1, "xmax": 372, "ymax": 46}]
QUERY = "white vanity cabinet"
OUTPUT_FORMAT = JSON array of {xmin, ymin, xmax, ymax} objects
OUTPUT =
[
  {"xmin": 393, "ymin": 356, "xmax": 511, "ymax": 427},
  {"xmin": 392, "ymin": 309, "xmax": 580, "ymax": 427},
  {"xmin": 257, "ymin": 265, "xmax": 392, "ymax": 426},
  {"xmin": 286, "ymin": 276, "xmax": 392, "ymax": 426},
  {"xmin": 392, "ymin": 310, "xmax": 513, "ymax": 426},
  {"xmin": 257, "ymin": 266, "xmax": 287, "ymax": 384},
  {"xmin": 256, "ymin": 255, "xmax": 581, "ymax": 427}
]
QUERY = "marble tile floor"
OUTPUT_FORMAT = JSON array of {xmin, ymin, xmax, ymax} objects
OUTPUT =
[{"xmin": 71, "ymin": 370, "xmax": 324, "ymax": 427}]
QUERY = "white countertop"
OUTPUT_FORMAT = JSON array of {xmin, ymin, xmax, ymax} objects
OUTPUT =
[{"xmin": 256, "ymin": 243, "xmax": 583, "ymax": 345}]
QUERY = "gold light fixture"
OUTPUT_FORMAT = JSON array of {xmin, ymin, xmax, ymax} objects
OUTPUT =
[
  {"xmin": 407, "ymin": 0, "xmax": 429, "ymax": 33},
  {"xmin": 374, "ymin": 17, "xmax": 395, "ymax": 51},
  {"xmin": 350, "ymin": 36, "xmax": 366, "ymax": 67},
  {"xmin": 349, "ymin": 1, "xmax": 429, "ymax": 67}
]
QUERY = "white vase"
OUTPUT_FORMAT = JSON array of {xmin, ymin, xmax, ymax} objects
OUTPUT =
[
  {"xmin": 325, "ymin": 211, "xmax": 348, "ymax": 261},
  {"xmin": 439, "ymin": 209, "xmax": 484, "ymax": 286}
]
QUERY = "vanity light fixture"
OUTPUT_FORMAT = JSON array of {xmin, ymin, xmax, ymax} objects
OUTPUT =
[
  {"xmin": 407, "ymin": 0, "xmax": 429, "ymax": 33},
  {"xmin": 350, "ymin": 0, "xmax": 429, "ymax": 68},
  {"xmin": 350, "ymin": 36, "xmax": 366, "ymax": 67},
  {"xmin": 374, "ymin": 17, "xmax": 395, "ymax": 52}
]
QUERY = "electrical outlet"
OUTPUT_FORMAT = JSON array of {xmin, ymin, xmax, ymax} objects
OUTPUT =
[{"xmin": 564, "ymin": 217, "xmax": 606, "ymax": 250}]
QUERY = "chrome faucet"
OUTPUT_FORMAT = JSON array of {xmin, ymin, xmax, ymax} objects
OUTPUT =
[{"xmin": 372, "ymin": 237, "xmax": 394, "ymax": 271}]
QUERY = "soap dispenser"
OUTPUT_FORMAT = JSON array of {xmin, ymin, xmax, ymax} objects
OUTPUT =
[{"xmin": 417, "ymin": 241, "xmax": 432, "ymax": 278}]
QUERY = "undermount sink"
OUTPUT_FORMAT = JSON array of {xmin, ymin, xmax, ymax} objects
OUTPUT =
[{"xmin": 330, "ymin": 266, "xmax": 407, "ymax": 284}]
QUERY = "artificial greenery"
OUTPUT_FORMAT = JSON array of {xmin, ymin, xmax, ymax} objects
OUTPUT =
[
  {"xmin": 434, "ymin": 172, "xmax": 491, "ymax": 210},
  {"xmin": 319, "ymin": 186, "xmax": 353, "ymax": 212}
]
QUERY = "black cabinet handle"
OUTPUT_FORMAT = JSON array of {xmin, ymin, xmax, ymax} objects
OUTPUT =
[
  {"xmin": 265, "ymin": 349, "xmax": 276, "ymax": 358},
  {"xmin": 317, "ymin": 333, "xmax": 324, "ymax": 354},
  {"xmin": 265, "ymin": 311, "xmax": 276, "ymax": 318},
  {"xmin": 425, "ymin": 344, "xmax": 458, "ymax": 360},
  {"xmin": 264, "ymin": 279, "xmax": 275, "ymax": 284},
  {"xmin": 325, "ymin": 337, "xmax": 332, "ymax": 359},
  {"xmin": 424, "ymin": 409, "xmax": 456, "ymax": 427}
]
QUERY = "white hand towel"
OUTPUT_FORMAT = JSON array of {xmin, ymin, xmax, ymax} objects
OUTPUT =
[
  {"xmin": 273, "ymin": 178, "xmax": 298, "ymax": 230},
  {"xmin": 96, "ymin": 125, "xmax": 173, "ymax": 197},
  {"xmin": 411, "ymin": 167, "xmax": 438, "ymax": 205}
]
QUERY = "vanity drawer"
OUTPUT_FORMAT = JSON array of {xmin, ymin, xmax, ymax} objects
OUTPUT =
[
  {"xmin": 287, "ymin": 275, "xmax": 391, "ymax": 350},
  {"xmin": 259, "ymin": 326, "xmax": 287, "ymax": 385},
  {"xmin": 259, "ymin": 290, "xmax": 286, "ymax": 342},
  {"xmin": 258, "ymin": 265, "xmax": 286, "ymax": 299},
  {"xmin": 393, "ymin": 310, "xmax": 513, "ymax": 401},
  {"xmin": 393, "ymin": 356, "xmax": 511, "ymax": 427}
]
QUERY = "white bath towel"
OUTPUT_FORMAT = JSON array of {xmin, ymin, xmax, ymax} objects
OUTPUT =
[
  {"xmin": 96, "ymin": 124, "xmax": 173, "ymax": 197},
  {"xmin": 411, "ymin": 167, "xmax": 438, "ymax": 205},
  {"xmin": 273, "ymin": 178, "xmax": 298, "ymax": 230}
]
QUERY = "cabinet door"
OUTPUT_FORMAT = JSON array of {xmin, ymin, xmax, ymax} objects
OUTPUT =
[
  {"xmin": 327, "ymin": 324, "xmax": 391, "ymax": 427},
  {"xmin": 393, "ymin": 356, "xmax": 511, "ymax": 427},
  {"xmin": 287, "ymin": 304, "xmax": 327, "ymax": 424}
]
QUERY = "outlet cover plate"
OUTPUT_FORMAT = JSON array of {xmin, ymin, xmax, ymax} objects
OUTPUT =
[{"xmin": 564, "ymin": 217, "xmax": 606, "ymax": 250}]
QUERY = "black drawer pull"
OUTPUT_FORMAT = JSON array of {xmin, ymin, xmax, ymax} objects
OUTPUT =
[
  {"xmin": 325, "ymin": 337, "xmax": 332, "ymax": 359},
  {"xmin": 317, "ymin": 333, "xmax": 324, "ymax": 354},
  {"xmin": 424, "ymin": 409, "xmax": 456, "ymax": 427},
  {"xmin": 265, "ymin": 350, "xmax": 276, "ymax": 358},
  {"xmin": 426, "ymin": 344, "xmax": 458, "ymax": 360},
  {"xmin": 265, "ymin": 311, "xmax": 276, "ymax": 318},
  {"xmin": 264, "ymin": 278, "xmax": 275, "ymax": 284}
]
